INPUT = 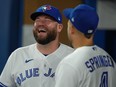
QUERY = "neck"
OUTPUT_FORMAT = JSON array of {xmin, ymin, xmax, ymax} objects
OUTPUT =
[
  {"xmin": 72, "ymin": 38, "xmax": 94, "ymax": 49},
  {"xmin": 36, "ymin": 40, "xmax": 60, "ymax": 55}
]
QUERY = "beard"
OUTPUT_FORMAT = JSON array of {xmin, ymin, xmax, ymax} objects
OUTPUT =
[{"xmin": 33, "ymin": 27, "xmax": 57, "ymax": 45}]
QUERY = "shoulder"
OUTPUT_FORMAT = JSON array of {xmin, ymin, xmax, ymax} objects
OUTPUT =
[
  {"xmin": 6, "ymin": 44, "xmax": 36, "ymax": 64},
  {"xmin": 60, "ymin": 45, "xmax": 110, "ymax": 66},
  {"xmin": 60, "ymin": 43, "xmax": 74, "ymax": 51},
  {"xmin": 14, "ymin": 44, "xmax": 36, "ymax": 52},
  {"xmin": 57, "ymin": 43, "xmax": 74, "ymax": 56},
  {"xmin": 58, "ymin": 46, "xmax": 94, "ymax": 68},
  {"xmin": 10, "ymin": 43, "xmax": 36, "ymax": 57}
]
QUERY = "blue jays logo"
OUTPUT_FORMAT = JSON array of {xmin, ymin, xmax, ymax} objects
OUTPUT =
[{"xmin": 42, "ymin": 5, "xmax": 51, "ymax": 12}]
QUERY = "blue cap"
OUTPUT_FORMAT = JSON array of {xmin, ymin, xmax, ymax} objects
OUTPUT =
[
  {"xmin": 30, "ymin": 4, "xmax": 62, "ymax": 23},
  {"xmin": 63, "ymin": 4, "xmax": 99, "ymax": 34}
]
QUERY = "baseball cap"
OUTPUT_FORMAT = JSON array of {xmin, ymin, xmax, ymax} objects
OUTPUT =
[
  {"xmin": 63, "ymin": 4, "xmax": 99, "ymax": 34},
  {"xmin": 30, "ymin": 4, "xmax": 62, "ymax": 23}
]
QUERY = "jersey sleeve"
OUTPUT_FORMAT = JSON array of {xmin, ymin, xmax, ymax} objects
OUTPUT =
[
  {"xmin": 0, "ymin": 51, "xmax": 17, "ymax": 87},
  {"xmin": 55, "ymin": 62, "xmax": 80, "ymax": 87}
]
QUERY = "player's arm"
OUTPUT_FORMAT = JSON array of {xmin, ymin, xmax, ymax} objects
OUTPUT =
[
  {"xmin": 55, "ymin": 62, "xmax": 79, "ymax": 87},
  {"xmin": 0, "ymin": 51, "xmax": 17, "ymax": 87}
]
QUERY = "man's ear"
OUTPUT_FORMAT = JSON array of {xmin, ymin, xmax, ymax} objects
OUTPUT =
[
  {"xmin": 70, "ymin": 26, "xmax": 75, "ymax": 34},
  {"xmin": 57, "ymin": 24, "xmax": 63, "ymax": 32}
]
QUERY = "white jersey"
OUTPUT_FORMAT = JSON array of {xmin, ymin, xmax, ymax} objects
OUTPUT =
[
  {"xmin": 55, "ymin": 45, "xmax": 116, "ymax": 87},
  {"xmin": 0, "ymin": 43, "xmax": 74, "ymax": 87}
]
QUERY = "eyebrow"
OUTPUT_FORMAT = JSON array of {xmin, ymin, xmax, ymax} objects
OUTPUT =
[{"xmin": 36, "ymin": 14, "xmax": 57, "ymax": 22}]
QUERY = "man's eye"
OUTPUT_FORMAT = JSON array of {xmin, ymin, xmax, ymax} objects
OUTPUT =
[{"xmin": 45, "ymin": 19, "xmax": 52, "ymax": 21}]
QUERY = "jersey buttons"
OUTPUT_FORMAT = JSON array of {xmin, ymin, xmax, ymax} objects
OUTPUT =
[{"xmin": 44, "ymin": 64, "xmax": 46, "ymax": 67}]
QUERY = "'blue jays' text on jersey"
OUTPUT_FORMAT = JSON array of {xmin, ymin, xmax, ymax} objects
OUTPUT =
[{"xmin": 0, "ymin": 43, "xmax": 74, "ymax": 87}]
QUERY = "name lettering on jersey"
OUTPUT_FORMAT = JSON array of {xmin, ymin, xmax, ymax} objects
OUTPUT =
[
  {"xmin": 16, "ymin": 67, "xmax": 55, "ymax": 86},
  {"xmin": 85, "ymin": 55, "xmax": 114, "ymax": 72}
]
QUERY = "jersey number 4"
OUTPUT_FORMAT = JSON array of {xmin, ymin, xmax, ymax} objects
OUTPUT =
[{"xmin": 100, "ymin": 72, "xmax": 108, "ymax": 87}]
